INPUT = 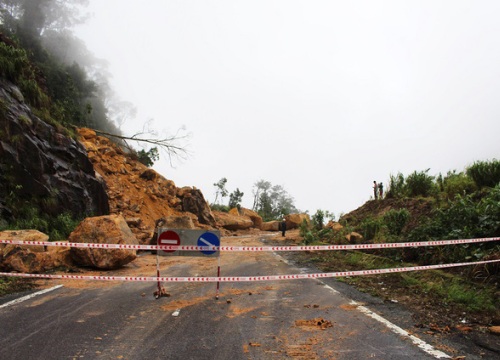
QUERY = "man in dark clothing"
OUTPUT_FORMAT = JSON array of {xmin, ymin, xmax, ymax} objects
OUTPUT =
[{"xmin": 281, "ymin": 219, "xmax": 287, "ymax": 237}]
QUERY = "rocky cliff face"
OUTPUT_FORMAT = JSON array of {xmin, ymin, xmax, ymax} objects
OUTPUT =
[{"xmin": 0, "ymin": 79, "xmax": 109, "ymax": 223}]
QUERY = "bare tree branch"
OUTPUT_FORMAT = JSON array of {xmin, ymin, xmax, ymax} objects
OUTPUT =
[{"xmin": 93, "ymin": 127, "xmax": 190, "ymax": 166}]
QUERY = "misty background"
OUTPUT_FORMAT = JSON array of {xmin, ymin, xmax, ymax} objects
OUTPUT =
[{"xmin": 3, "ymin": 0, "xmax": 500, "ymax": 217}]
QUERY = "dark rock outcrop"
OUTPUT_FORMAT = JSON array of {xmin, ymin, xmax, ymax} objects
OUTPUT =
[
  {"xmin": 178, "ymin": 187, "xmax": 216, "ymax": 226},
  {"xmin": 0, "ymin": 79, "xmax": 109, "ymax": 221}
]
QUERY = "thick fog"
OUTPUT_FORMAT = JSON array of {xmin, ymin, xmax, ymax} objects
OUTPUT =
[{"xmin": 5, "ymin": 0, "xmax": 500, "ymax": 216}]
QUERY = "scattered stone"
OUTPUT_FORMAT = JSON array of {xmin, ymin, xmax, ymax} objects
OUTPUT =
[
  {"xmin": 489, "ymin": 326, "xmax": 500, "ymax": 335},
  {"xmin": 295, "ymin": 318, "xmax": 333, "ymax": 330},
  {"xmin": 345, "ymin": 232, "xmax": 364, "ymax": 244},
  {"xmin": 455, "ymin": 324, "xmax": 473, "ymax": 332},
  {"xmin": 326, "ymin": 221, "xmax": 344, "ymax": 232}
]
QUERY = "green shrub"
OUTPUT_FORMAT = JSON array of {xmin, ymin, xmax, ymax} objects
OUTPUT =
[
  {"xmin": 405, "ymin": 170, "xmax": 436, "ymax": 197},
  {"xmin": 0, "ymin": 204, "xmax": 80, "ymax": 241},
  {"xmin": 210, "ymin": 204, "xmax": 230, "ymax": 212},
  {"xmin": 441, "ymin": 171, "xmax": 477, "ymax": 199},
  {"xmin": 0, "ymin": 42, "xmax": 49, "ymax": 109},
  {"xmin": 137, "ymin": 147, "xmax": 159, "ymax": 167},
  {"xmin": 312, "ymin": 209, "xmax": 325, "ymax": 230},
  {"xmin": 49, "ymin": 213, "xmax": 81, "ymax": 240},
  {"xmin": 299, "ymin": 218, "xmax": 310, "ymax": 237},
  {"xmin": 466, "ymin": 159, "xmax": 500, "ymax": 188},
  {"xmin": 405, "ymin": 185, "xmax": 500, "ymax": 269},
  {"xmin": 386, "ymin": 173, "xmax": 405, "ymax": 198},
  {"xmin": 302, "ymin": 230, "xmax": 316, "ymax": 245},
  {"xmin": 358, "ymin": 217, "xmax": 382, "ymax": 241},
  {"xmin": 383, "ymin": 209, "xmax": 410, "ymax": 236}
]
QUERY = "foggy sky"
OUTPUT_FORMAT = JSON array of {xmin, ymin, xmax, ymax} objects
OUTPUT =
[{"xmin": 75, "ymin": 0, "xmax": 500, "ymax": 217}]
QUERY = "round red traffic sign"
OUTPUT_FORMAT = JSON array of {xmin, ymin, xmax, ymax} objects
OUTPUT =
[{"xmin": 158, "ymin": 230, "xmax": 180, "ymax": 252}]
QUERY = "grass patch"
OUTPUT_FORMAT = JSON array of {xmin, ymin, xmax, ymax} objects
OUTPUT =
[
  {"xmin": 291, "ymin": 247, "xmax": 499, "ymax": 317},
  {"xmin": 0, "ymin": 277, "xmax": 36, "ymax": 297}
]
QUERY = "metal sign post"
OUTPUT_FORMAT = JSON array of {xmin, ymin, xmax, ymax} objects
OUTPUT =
[{"xmin": 154, "ymin": 228, "xmax": 221, "ymax": 299}]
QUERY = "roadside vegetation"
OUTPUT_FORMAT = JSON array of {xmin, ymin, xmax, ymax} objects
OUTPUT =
[
  {"xmin": 0, "ymin": 277, "xmax": 34, "ymax": 297},
  {"xmin": 297, "ymin": 159, "xmax": 500, "ymax": 323},
  {"xmin": 210, "ymin": 177, "xmax": 298, "ymax": 221}
]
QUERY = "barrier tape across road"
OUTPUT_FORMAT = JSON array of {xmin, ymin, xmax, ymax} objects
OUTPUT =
[
  {"xmin": 1, "ymin": 236, "xmax": 499, "ymax": 252},
  {"xmin": 1, "ymin": 259, "xmax": 499, "ymax": 282},
  {"xmin": 1, "ymin": 236, "xmax": 498, "ymax": 282}
]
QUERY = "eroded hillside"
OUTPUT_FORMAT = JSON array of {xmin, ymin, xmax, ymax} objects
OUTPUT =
[{"xmin": 77, "ymin": 128, "xmax": 216, "ymax": 243}]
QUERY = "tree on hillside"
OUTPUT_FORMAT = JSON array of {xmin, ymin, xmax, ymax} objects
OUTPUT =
[
  {"xmin": 0, "ymin": 0, "xmax": 89, "ymax": 37},
  {"xmin": 1, "ymin": 1, "xmax": 190, "ymax": 164},
  {"xmin": 229, "ymin": 188, "xmax": 244, "ymax": 209},
  {"xmin": 0, "ymin": 0, "xmax": 114, "ymax": 133},
  {"xmin": 213, "ymin": 177, "xmax": 228, "ymax": 205},
  {"xmin": 252, "ymin": 180, "xmax": 298, "ymax": 221},
  {"xmin": 252, "ymin": 180, "xmax": 271, "ymax": 211},
  {"xmin": 137, "ymin": 147, "xmax": 159, "ymax": 167}
]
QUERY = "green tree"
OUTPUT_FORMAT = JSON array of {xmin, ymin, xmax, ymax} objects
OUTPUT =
[
  {"xmin": 312, "ymin": 209, "xmax": 325, "ymax": 230},
  {"xmin": 137, "ymin": 147, "xmax": 159, "ymax": 167},
  {"xmin": 0, "ymin": 0, "xmax": 89, "ymax": 37},
  {"xmin": 252, "ymin": 180, "xmax": 298, "ymax": 221},
  {"xmin": 252, "ymin": 179, "xmax": 271, "ymax": 211},
  {"xmin": 466, "ymin": 159, "xmax": 500, "ymax": 188},
  {"xmin": 229, "ymin": 188, "xmax": 244, "ymax": 209}
]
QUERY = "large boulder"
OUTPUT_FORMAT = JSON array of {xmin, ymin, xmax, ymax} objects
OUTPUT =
[
  {"xmin": 285, "ymin": 213, "xmax": 310, "ymax": 230},
  {"xmin": 69, "ymin": 215, "xmax": 138, "ymax": 269},
  {"xmin": 213, "ymin": 211, "xmax": 253, "ymax": 231},
  {"xmin": 261, "ymin": 221, "xmax": 281, "ymax": 231},
  {"xmin": 229, "ymin": 207, "xmax": 263, "ymax": 229},
  {"xmin": 162, "ymin": 215, "xmax": 196, "ymax": 230},
  {"xmin": 0, "ymin": 230, "xmax": 48, "ymax": 252},
  {"xmin": 178, "ymin": 187, "xmax": 216, "ymax": 227},
  {"xmin": 0, "ymin": 230, "xmax": 73, "ymax": 273}
]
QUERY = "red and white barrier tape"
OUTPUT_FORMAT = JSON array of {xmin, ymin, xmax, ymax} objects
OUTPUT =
[
  {"xmin": 1, "ymin": 259, "xmax": 499, "ymax": 282},
  {"xmin": 1, "ymin": 237, "xmax": 499, "ymax": 252}
]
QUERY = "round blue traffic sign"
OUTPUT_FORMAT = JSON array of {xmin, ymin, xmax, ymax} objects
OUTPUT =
[{"xmin": 197, "ymin": 232, "xmax": 220, "ymax": 255}]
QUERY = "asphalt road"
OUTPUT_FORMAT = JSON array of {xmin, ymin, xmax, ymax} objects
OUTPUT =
[{"xmin": 0, "ymin": 234, "xmax": 470, "ymax": 359}]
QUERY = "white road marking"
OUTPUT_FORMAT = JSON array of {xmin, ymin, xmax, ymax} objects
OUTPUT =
[
  {"xmin": 0, "ymin": 285, "xmax": 64, "ymax": 309},
  {"xmin": 352, "ymin": 300, "xmax": 451, "ymax": 359},
  {"xmin": 272, "ymin": 249, "xmax": 451, "ymax": 359}
]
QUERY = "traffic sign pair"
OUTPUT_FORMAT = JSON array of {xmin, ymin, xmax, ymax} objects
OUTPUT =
[{"xmin": 157, "ymin": 229, "xmax": 220, "ymax": 257}]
